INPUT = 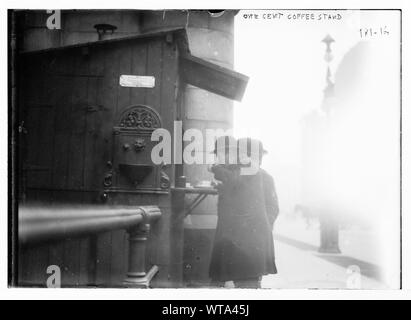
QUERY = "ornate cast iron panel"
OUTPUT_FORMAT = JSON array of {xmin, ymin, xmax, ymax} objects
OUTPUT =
[{"xmin": 110, "ymin": 105, "xmax": 165, "ymax": 192}]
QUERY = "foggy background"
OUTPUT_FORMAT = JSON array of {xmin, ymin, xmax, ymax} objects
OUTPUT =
[{"xmin": 233, "ymin": 10, "xmax": 400, "ymax": 288}]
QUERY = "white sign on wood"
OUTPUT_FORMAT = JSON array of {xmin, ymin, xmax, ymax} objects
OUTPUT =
[{"xmin": 119, "ymin": 75, "xmax": 155, "ymax": 88}]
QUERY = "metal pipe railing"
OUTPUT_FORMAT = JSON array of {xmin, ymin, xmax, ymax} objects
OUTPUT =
[
  {"xmin": 18, "ymin": 205, "xmax": 162, "ymax": 287},
  {"xmin": 19, "ymin": 205, "xmax": 161, "ymax": 244}
]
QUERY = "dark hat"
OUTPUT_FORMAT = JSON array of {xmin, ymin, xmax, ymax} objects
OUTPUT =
[
  {"xmin": 212, "ymin": 135, "xmax": 237, "ymax": 154},
  {"xmin": 237, "ymin": 137, "xmax": 268, "ymax": 157}
]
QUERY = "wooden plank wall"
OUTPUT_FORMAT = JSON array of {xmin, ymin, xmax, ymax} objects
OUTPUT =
[{"xmin": 17, "ymin": 36, "xmax": 180, "ymax": 287}]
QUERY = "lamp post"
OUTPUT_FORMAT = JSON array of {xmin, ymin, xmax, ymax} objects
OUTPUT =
[
  {"xmin": 318, "ymin": 34, "xmax": 341, "ymax": 254},
  {"xmin": 321, "ymin": 34, "xmax": 335, "ymax": 116}
]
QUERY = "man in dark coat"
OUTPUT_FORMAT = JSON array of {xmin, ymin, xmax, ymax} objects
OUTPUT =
[{"xmin": 209, "ymin": 137, "xmax": 279, "ymax": 288}]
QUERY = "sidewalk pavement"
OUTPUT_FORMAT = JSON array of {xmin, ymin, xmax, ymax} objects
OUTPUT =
[{"xmin": 259, "ymin": 215, "xmax": 387, "ymax": 289}]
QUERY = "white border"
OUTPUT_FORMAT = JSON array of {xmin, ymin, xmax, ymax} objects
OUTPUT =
[{"xmin": 1, "ymin": 0, "xmax": 410, "ymax": 300}]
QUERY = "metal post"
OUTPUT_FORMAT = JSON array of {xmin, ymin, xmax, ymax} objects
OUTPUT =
[
  {"xmin": 123, "ymin": 223, "xmax": 159, "ymax": 288},
  {"xmin": 318, "ymin": 34, "xmax": 341, "ymax": 254},
  {"xmin": 319, "ymin": 213, "xmax": 341, "ymax": 254},
  {"xmin": 169, "ymin": 175, "xmax": 187, "ymax": 287}
]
